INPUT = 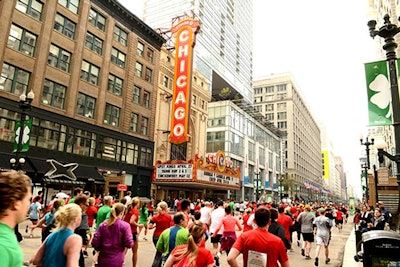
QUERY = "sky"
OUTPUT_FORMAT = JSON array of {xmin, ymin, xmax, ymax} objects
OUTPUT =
[
  {"xmin": 251, "ymin": 0, "xmax": 378, "ymax": 198},
  {"xmin": 120, "ymin": 0, "xmax": 380, "ymax": 197}
]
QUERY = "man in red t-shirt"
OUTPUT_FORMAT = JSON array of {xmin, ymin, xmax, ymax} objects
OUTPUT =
[
  {"xmin": 277, "ymin": 206, "xmax": 294, "ymax": 250},
  {"xmin": 227, "ymin": 207, "xmax": 290, "ymax": 267}
]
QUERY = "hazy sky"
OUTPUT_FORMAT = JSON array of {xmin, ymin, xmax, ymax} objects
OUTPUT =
[
  {"xmin": 120, "ymin": 0, "xmax": 380, "ymax": 197},
  {"xmin": 252, "ymin": 1, "xmax": 379, "ymax": 197}
]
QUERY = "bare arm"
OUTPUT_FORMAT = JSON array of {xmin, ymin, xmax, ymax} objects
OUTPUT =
[
  {"xmin": 31, "ymin": 216, "xmax": 46, "ymax": 229},
  {"xmin": 163, "ymin": 254, "xmax": 176, "ymax": 267},
  {"xmin": 30, "ymin": 239, "xmax": 46, "ymax": 265},
  {"xmin": 64, "ymin": 234, "xmax": 83, "ymax": 267},
  {"xmin": 281, "ymin": 260, "xmax": 290, "ymax": 267},
  {"xmin": 226, "ymin": 247, "xmax": 240, "ymax": 267},
  {"xmin": 235, "ymin": 218, "xmax": 242, "ymax": 231}
]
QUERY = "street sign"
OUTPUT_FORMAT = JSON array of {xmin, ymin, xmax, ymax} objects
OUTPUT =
[
  {"xmin": 377, "ymin": 168, "xmax": 390, "ymax": 185},
  {"xmin": 117, "ymin": 184, "xmax": 128, "ymax": 191}
]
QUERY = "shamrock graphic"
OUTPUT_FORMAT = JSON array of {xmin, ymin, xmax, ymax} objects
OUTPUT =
[
  {"xmin": 15, "ymin": 125, "xmax": 30, "ymax": 144},
  {"xmin": 369, "ymin": 73, "xmax": 392, "ymax": 119}
]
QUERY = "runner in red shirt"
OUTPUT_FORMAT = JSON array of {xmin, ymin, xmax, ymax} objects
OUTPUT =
[
  {"xmin": 124, "ymin": 197, "xmax": 144, "ymax": 267},
  {"xmin": 276, "ymin": 206, "xmax": 294, "ymax": 250}
]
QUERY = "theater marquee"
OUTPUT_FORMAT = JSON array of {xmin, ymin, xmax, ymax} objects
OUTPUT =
[{"xmin": 153, "ymin": 153, "xmax": 240, "ymax": 189}]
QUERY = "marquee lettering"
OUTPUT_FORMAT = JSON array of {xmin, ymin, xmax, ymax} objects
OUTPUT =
[{"xmin": 169, "ymin": 18, "xmax": 200, "ymax": 144}]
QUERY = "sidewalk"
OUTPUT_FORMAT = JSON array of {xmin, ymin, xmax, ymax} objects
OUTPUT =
[{"xmin": 342, "ymin": 226, "xmax": 362, "ymax": 267}]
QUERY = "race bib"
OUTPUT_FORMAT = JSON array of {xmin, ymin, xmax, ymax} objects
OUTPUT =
[{"xmin": 247, "ymin": 250, "xmax": 267, "ymax": 267}]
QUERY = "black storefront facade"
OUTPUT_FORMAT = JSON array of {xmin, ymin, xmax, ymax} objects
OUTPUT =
[{"xmin": 0, "ymin": 97, "xmax": 154, "ymax": 202}]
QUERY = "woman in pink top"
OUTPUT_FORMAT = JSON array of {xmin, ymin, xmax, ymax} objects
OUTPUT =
[{"xmin": 212, "ymin": 205, "xmax": 242, "ymax": 256}]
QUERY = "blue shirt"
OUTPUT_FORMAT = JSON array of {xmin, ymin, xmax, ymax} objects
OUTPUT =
[{"xmin": 43, "ymin": 228, "xmax": 75, "ymax": 267}]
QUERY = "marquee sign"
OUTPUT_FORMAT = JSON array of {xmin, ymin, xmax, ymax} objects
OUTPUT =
[
  {"xmin": 153, "ymin": 154, "xmax": 240, "ymax": 189},
  {"xmin": 169, "ymin": 17, "xmax": 200, "ymax": 144}
]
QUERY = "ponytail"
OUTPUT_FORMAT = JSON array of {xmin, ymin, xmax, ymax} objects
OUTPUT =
[
  {"xmin": 105, "ymin": 203, "xmax": 124, "ymax": 226},
  {"xmin": 173, "ymin": 220, "xmax": 204, "ymax": 265}
]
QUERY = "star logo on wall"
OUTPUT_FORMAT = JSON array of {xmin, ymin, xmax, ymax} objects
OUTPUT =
[{"xmin": 45, "ymin": 159, "xmax": 78, "ymax": 181}]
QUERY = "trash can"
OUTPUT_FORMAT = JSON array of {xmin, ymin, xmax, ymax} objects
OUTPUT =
[
  {"xmin": 355, "ymin": 228, "xmax": 362, "ymax": 253},
  {"xmin": 362, "ymin": 230, "xmax": 400, "ymax": 267}
]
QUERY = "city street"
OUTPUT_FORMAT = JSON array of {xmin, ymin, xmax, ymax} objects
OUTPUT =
[{"xmin": 19, "ymin": 216, "xmax": 355, "ymax": 267}]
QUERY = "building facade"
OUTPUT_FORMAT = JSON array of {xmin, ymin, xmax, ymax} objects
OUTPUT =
[
  {"xmin": 0, "ymin": 0, "xmax": 164, "ymax": 201},
  {"xmin": 206, "ymin": 100, "xmax": 283, "ymax": 202},
  {"xmin": 253, "ymin": 73, "xmax": 323, "ymax": 202}
]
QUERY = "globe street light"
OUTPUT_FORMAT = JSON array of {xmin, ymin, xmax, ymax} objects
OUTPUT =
[
  {"xmin": 360, "ymin": 135, "xmax": 374, "ymax": 170},
  {"xmin": 361, "ymin": 163, "xmax": 369, "ymax": 202},
  {"xmin": 12, "ymin": 90, "xmax": 34, "ymax": 170},
  {"xmin": 368, "ymin": 14, "xmax": 400, "ymax": 229}
]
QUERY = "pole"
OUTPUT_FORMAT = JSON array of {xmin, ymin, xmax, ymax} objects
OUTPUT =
[
  {"xmin": 255, "ymin": 172, "xmax": 259, "ymax": 202},
  {"xmin": 368, "ymin": 14, "xmax": 400, "ymax": 230},
  {"xmin": 373, "ymin": 164, "xmax": 379, "ymax": 204},
  {"xmin": 385, "ymin": 36, "xmax": 400, "ymax": 220},
  {"xmin": 16, "ymin": 108, "xmax": 27, "ymax": 168}
]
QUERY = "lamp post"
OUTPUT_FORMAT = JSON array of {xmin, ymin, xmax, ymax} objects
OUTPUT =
[
  {"xmin": 279, "ymin": 176, "xmax": 283, "ymax": 202},
  {"xmin": 368, "ymin": 14, "xmax": 400, "ymax": 230},
  {"xmin": 254, "ymin": 171, "xmax": 260, "ymax": 203},
  {"xmin": 360, "ymin": 135, "xmax": 374, "ymax": 170},
  {"xmin": 10, "ymin": 90, "xmax": 34, "ymax": 170},
  {"xmin": 361, "ymin": 163, "xmax": 369, "ymax": 202},
  {"xmin": 373, "ymin": 164, "xmax": 379, "ymax": 204}
]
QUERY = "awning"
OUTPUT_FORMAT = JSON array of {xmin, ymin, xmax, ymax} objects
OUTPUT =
[
  {"xmin": 74, "ymin": 165, "xmax": 104, "ymax": 183},
  {"xmin": 43, "ymin": 177, "xmax": 86, "ymax": 186}
]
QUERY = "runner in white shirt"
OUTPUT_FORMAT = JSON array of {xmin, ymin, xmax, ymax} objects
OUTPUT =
[
  {"xmin": 313, "ymin": 208, "xmax": 332, "ymax": 266},
  {"xmin": 199, "ymin": 201, "xmax": 212, "ymax": 226},
  {"xmin": 209, "ymin": 200, "xmax": 226, "ymax": 266}
]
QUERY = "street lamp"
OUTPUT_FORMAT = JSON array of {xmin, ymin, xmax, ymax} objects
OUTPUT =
[
  {"xmin": 254, "ymin": 171, "xmax": 260, "ymax": 202},
  {"xmin": 368, "ymin": 14, "xmax": 400, "ymax": 230},
  {"xmin": 12, "ymin": 90, "xmax": 34, "ymax": 170},
  {"xmin": 360, "ymin": 135, "xmax": 374, "ymax": 170},
  {"xmin": 361, "ymin": 163, "xmax": 369, "ymax": 202}
]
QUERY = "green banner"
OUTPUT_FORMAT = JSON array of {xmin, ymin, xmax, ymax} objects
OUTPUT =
[
  {"xmin": 364, "ymin": 60, "xmax": 392, "ymax": 126},
  {"xmin": 13, "ymin": 119, "xmax": 32, "ymax": 153}
]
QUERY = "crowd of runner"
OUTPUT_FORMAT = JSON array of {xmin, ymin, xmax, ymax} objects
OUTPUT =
[{"xmin": 0, "ymin": 170, "xmax": 394, "ymax": 267}]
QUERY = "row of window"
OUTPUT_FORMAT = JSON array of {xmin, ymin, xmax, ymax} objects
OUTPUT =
[
  {"xmin": 0, "ymin": 108, "xmax": 153, "ymax": 167},
  {"xmin": 8, "ymin": 22, "xmax": 154, "ymax": 85},
  {"xmin": 0, "ymin": 62, "xmax": 151, "ymax": 134},
  {"xmin": 254, "ymin": 84, "xmax": 287, "ymax": 95},
  {"xmin": 206, "ymin": 130, "xmax": 277, "ymax": 170},
  {"xmin": 15, "ymin": 0, "xmax": 155, "ymax": 63}
]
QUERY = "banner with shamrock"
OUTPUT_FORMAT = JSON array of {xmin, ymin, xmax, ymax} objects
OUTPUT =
[
  {"xmin": 364, "ymin": 60, "xmax": 392, "ymax": 126},
  {"xmin": 13, "ymin": 118, "xmax": 32, "ymax": 153}
]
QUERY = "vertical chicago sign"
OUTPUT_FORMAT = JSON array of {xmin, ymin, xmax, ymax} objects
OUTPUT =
[{"xmin": 169, "ymin": 18, "xmax": 200, "ymax": 144}]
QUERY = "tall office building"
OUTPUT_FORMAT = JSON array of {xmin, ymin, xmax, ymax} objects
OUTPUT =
[
  {"xmin": 142, "ymin": 0, "xmax": 253, "ymax": 103},
  {"xmin": 253, "ymin": 73, "xmax": 323, "ymax": 202}
]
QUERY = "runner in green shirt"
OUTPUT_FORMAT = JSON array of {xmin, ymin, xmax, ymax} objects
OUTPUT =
[
  {"xmin": 0, "ymin": 171, "xmax": 32, "ymax": 267},
  {"xmin": 156, "ymin": 212, "xmax": 189, "ymax": 265},
  {"xmin": 95, "ymin": 196, "xmax": 113, "ymax": 229}
]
